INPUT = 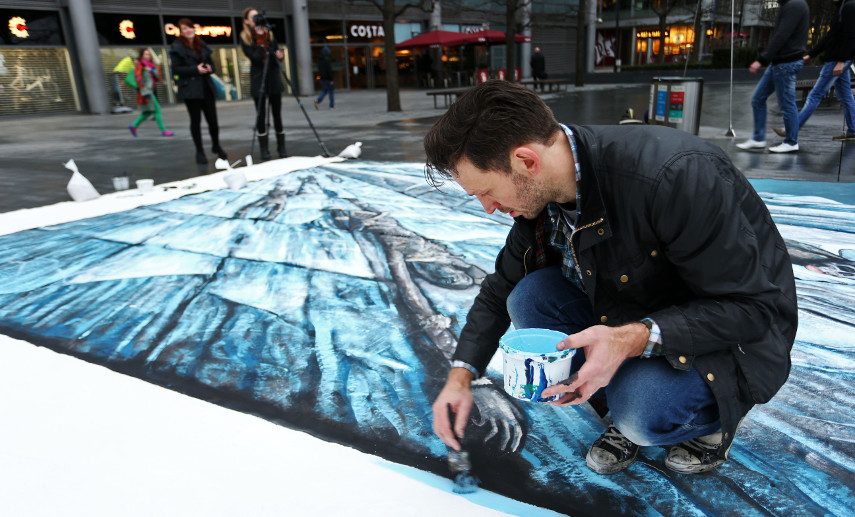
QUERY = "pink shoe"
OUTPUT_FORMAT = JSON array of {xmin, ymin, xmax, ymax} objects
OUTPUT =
[
  {"xmin": 161, "ymin": 130, "xmax": 175, "ymax": 137},
  {"xmin": 128, "ymin": 125, "xmax": 138, "ymax": 137}
]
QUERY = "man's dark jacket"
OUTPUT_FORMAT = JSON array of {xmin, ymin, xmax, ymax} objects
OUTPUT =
[
  {"xmin": 169, "ymin": 39, "xmax": 216, "ymax": 100},
  {"xmin": 807, "ymin": 0, "xmax": 855, "ymax": 63},
  {"xmin": 758, "ymin": 0, "xmax": 809, "ymax": 65},
  {"xmin": 453, "ymin": 124, "xmax": 799, "ymax": 456}
]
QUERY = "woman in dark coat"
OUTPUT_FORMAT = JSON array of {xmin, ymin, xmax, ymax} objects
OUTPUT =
[
  {"xmin": 240, "ymin": 7, "xmax": 286, "ymax": 160},
  {"xmin": 169, "ymin": 18, "xmax": 228, "ymax": 165}
]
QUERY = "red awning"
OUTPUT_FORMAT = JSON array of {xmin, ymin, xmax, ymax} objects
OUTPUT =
[
  {"xmin": 458, "ymin": 30, "xmax": 530, "ymax": 45},
  {"xmin": 395, "ymin": 30, "xmax": 468, "ymax": 49}
]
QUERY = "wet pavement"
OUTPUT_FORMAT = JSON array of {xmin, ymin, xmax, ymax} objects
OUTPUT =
[{"xmin": 1, "ymin": 81, "xmax": 852, "ymax": 213}]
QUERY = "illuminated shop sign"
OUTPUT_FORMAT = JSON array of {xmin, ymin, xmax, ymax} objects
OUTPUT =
[
  {"xmin": 119, "ymin": 20, "xmax": 135, "ymax": 40},
  {"xmin": 636, "ymin": 29, "xmax": 669, "ymax": 39},
  {"xmin": 8, "ymin": 16, "xmax": 28, "ymax": 38},
  {"xmin": 164, "ymin": 23, "xmax": 232, "ymax": 38},
  {"xmin": 348, "ymin": 22, "xmax": 384, "ymax": 41}
]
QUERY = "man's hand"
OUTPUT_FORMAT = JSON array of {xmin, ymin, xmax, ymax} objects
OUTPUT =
[
  {"xmin": 541, "ymin": 323, "xmax": 649, "ymax": 406},
  {"xmin": 833, "ymin": 61, "xmax": 845, "ymax": 76},
  {"xmin": 432, "ymin": 367, "xmax": 474, "ymax": 451},
  {"xmin": 749, "ymin": 61, "xmax": 762, "ymax": 74},
  {"xmin": 802, "ymin": 54, "xmax": 811, "ymax": 64}
]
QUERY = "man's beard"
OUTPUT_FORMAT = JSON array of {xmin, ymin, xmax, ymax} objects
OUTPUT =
[{"xmin": 511, "ymin": 171, "xmax": 553, "ymax": 219}]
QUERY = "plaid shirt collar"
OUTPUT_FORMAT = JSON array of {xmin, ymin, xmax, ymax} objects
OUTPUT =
[{"xmin": 545, "ymin": 124, "xmax": 585, "ymax": 288}]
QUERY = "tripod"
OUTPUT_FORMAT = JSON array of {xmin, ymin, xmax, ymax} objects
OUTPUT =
[
  {"xmin": 279, "ymin": 70, "xmax": 332, "ymax": 158},
  {"xmin": 249, "ymin": 40, "xmax": 276, "ymax": 160}
]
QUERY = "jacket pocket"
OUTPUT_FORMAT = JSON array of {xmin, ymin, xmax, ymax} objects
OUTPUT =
[{"xmin": 731, "ymin": 324, "xmax": 791, "ymax": 404}]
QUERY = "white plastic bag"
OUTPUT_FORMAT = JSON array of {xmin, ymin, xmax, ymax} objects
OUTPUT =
[{"xmin": 64, "ymin": 159, "xmax": 100, "ymax": 202}]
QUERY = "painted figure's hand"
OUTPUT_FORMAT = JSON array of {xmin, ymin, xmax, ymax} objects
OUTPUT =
[
  {"xmin": 470, "ymin": 380, "xmax": 525, "ymax": 452},
  {"xmin": 432, "ymin": 368, "xmax": 474, "ymax": 451},
  {"xmin": 749, "ymin": 61, "xmax": 762, "ymax": 74},
  {"xmin": 541, "ymin": 323, "xmax": 648, "ymax": 406},
  {"xmin": 833, "ymin": 62, "xmax": 844, "ymax": 76}
]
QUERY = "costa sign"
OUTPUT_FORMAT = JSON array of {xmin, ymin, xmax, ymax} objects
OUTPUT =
[{"xmin": 348, "ymin": 23, "xmax": 384, "ymax": 40}]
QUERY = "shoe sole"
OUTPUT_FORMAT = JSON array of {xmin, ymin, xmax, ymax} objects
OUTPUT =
[
  {"xmin": 769, "ymin": 148, "xmax": 798, "ymax": 153},
  {"xmin": 585, "ymin": 448, "xmax": 637, "ymax": 475},
  {"xmin": 664, "ymin": 458, "xmax": 724, "ymax": 474}
]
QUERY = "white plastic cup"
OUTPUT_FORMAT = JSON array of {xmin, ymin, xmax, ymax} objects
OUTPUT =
[
  {"xmin": 499, "ymin": 328, "xmax": 574, "ymax": 403},
  {"xmin": 112, "ymin": 177, "xmax": 130, "ymax": 191},
  {"xmin": 223, "ymin": 171, "xmax": 247, "ymax": 190},
  {"xmin": 136, "ymin": 179, "xmax": 154, "ymax": 192}
]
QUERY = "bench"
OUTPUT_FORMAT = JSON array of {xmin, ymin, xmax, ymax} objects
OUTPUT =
[
  {"xmin": 519, "ymin": 79, "xmax": 574, "ymax": 93},
  {"xmin": 426, "ymin": 87, "xmax": 471, "ymax": 109}
]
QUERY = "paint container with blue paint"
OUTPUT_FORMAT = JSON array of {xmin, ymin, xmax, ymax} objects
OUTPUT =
[{"xmin": 499, "ymin": 328, "xmax": 573, "ymax": 403}]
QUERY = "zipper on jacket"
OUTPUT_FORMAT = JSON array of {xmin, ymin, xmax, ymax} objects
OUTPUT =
[
  {"xmin": 523, "ymin": 246, "xmax": 531, "ymax": 275},
  {"xmin": 569, "ymin": 217, "xmax": 605, "ymax": 277}
]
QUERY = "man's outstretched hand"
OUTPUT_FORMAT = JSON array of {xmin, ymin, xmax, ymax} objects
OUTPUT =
[
  {"xmin": 541, "ymin": 323, "xmax": 649, "ymax": 406},
  {"xmin": 432, "ymin": 368, "xmax": 474, "ymax": 451}
]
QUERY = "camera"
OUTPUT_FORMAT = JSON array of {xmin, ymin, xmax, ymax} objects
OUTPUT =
[{"xmin": 253, "ymin": 10, "xmax": 273, "ymax": 29}]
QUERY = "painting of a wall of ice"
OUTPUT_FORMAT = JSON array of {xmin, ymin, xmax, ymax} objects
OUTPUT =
[{"xmin": 0, "ymin": 162, "xmax": 852, "ymax": 515}]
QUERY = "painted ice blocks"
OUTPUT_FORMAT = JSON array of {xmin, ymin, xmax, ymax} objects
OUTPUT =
[{"xmin": 0, "ymin": 162, "xmax": 852, "ymax": 515}]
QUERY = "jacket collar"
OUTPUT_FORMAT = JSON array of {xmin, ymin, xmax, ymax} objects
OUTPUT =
[{"xmin": 565, "ymin": 124, "xmax": 611, "ymax": 253}]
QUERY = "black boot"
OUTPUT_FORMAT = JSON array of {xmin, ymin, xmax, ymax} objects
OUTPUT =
[
  {"xmin": 258, "ymin": 132, "xmax": 271, "ymax": 161},
  {"xmin": 276, "ymin": 132, "xmax": 287, "ymax": 158},
  {"xmin": 211, "ymin": 145, "xmax": 227, "ymax": 160},
  {"xmin": 195, "ymin": 150, "xmax": 208, "ymax": 164}
]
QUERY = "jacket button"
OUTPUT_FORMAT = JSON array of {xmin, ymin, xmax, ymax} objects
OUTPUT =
[
  {"xmin": 706, "ymin": 372, "xmax": 715, "ymax": 382},
  {"xmin": 650, "ymin": 250, "xmax": 658, "ymax": 257},
  {"xmin": 586, "ymin": 269, "xmax": 592, "ymax": 276},
  {"xmin": 597, "ymin": 228, "xmax": 605, "ymax": 236},
  {"xmin": 619, "ymin": 274, "xmax": 629, "ymax": 283},
  {"xmin": 678, "ymin": 355, "xmax": 687, "ymax": 364},
  {"xmin": 600, "ymin": 315, "xmax": 608, "ymax": 323}
]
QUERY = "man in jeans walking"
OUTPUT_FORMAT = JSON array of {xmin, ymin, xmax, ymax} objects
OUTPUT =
[
  {"xmin": 774, "ymin": 0, "xmax": 855, "ymax": 142},
  {"xmin": 738, "ymin": 0, "xmax": 809, "ymax": 153}
]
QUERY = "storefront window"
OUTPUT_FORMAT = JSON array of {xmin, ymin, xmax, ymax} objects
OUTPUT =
[
  {"xmin": 94, "ymin": 13, "xmax": 162, "ymax": 46},
  {"xmin": 395, "ymin": 23, "xmax": 421, "ymax": 43},
  {"xmin": 0, "ymin": 48, "xmax": 78, "ymax": 115},
  {"xmin": 0, "ymin": 9, "xmax": 64, "ymax": 46}
]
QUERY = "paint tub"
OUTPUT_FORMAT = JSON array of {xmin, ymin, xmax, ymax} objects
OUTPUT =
[
  {"xmin": 223, "ymin": 170, "xmax": 247, "ymax": 190},
  {"xmin": 499, "ymin": 328, "xmax": 574, "ymax": 403},
  {"xmin": 111, "ymin": 176, "xmax": 130, "ymax": 191},
  {"xmin": 136, "ymin": 179, "xmax": 154, "ymax": 192}
]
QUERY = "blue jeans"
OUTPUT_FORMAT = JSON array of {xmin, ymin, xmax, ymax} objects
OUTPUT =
[
  {"xmin": 751, "ymin": 60, "xmax": 804, "ymax": 145},
  {"xmin": 317, "ymin": 80, "xmax": 335, "ymax": 108},
  {"xmin": 507, "ymin": 266, "xmax": 720, "ymax": 446},
  {"xmin": 798, "ymin": 60, "xmax": 855, "ymax": 134}
]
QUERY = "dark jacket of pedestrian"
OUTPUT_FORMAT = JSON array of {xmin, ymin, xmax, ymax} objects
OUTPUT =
[
  {"xmin": 758, "ymin": 0, "xmax": 809, "ymax": 65},
  {"xmin": 531, "ymin": 51, "xmax": 546, "ymax": 77},
  {"xmin": 318, "ymin": 47, "xmax": 334, "ymax": 81},
  {"xmin": 241, "ymin": 33, "xmax": 284, "ymax": 98},
  {"xmin": 169, "ymin": 37, "xmax": 216, "ymax": 100},
  {"xmin": 452, "ymin": 124, "xmax": 798, "ymax": 459},
  {"xmin": 806, "ymin": 0, "xmax": 855, "ymax": 63}
]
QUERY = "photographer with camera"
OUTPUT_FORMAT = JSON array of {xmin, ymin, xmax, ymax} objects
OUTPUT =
[
  {"xmin": 241, "ymin": 7, "xmax": 286, "ymax": 161},
  {"xmin": 169, "ymin": 18, "xmax": 228, "ymax": 165}
]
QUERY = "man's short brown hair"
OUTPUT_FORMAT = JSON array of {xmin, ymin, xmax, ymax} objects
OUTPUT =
[{"xmin": 423, "ymin": 81, "xmax": 560, "ymax": 186}]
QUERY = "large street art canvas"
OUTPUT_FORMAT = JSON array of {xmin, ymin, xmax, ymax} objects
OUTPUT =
[{"xmin": 0, "ymin": 161, "xmax": 852, "ymax": 515}]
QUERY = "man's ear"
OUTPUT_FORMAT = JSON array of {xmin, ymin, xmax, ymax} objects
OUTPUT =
[{"xmin": 510, "ymin": 146, "xmax": 541, "ymax": 177}]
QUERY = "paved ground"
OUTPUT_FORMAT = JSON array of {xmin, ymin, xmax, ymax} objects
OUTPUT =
[{"xmin": 1, "ymin": 81, "xmax": 852, "ymax": 213}]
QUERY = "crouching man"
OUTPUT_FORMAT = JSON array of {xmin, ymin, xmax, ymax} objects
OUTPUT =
[{"xmin": 427, "ymin": 81, "xmax": 798, "ymax": 474}]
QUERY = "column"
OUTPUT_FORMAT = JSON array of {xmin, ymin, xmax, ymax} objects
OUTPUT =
[
  {"xmin": 586, "ymin": 0, "xmax": 597, "ymax": 72},
  {"xmin": 521, "ymin": 0, "xmax": 532, "ymax": 79},
  {"xmin": 291, "ymin": 0, "xmax": 314, "ymax": 95},
  {"xmin": 68, "ymin": 0, "xmax": 108, "ymax": 114}
]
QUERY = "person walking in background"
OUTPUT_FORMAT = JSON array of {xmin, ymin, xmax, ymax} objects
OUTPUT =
[
  {"xmin": 530, "ymin": 46, "xmax": 547, "ymax": 91},
  {"xmin": 737, "ymin": 0, "xmax": 809, "ymax": 154},
  {"xmin": 314, "ymin": 45, "xmax": 335, "ymax": 110},
  {"xmin": 128, "ymin": 48, "xmax": 174, "ymax": 138},
  {"xmin": 241, "ymin": 7, "xmax": 286, "ymax": 160},
  {"xmin": 774, "ymin": 0, "xmax": 855, "ymax": 142},
  {"xmin": 169, "ymin": 18, "xmax": 228, "ymax": 165}
]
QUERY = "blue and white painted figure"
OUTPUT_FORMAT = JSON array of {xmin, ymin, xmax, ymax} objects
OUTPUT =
[
  {"xmin": 0, "ymin": 162, "xmax": 852, "ymax": 515},
  {"xmin": 499, "ymin": 328, "xmax": 572, "ymax": 402}
]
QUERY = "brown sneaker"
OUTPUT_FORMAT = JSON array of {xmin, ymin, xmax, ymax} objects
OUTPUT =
[{"xmin": 832, "ymin": 132, "xmax": 855, "ymax": 141}]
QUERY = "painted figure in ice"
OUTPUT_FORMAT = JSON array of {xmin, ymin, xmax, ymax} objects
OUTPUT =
[{"xmin": 425, "ymin": 81, "xmax": 798, "ymax": 476}]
